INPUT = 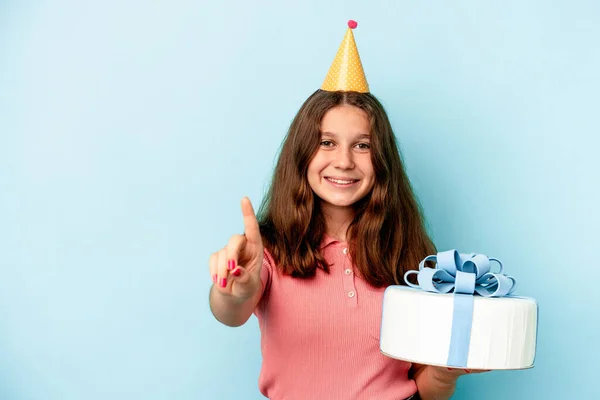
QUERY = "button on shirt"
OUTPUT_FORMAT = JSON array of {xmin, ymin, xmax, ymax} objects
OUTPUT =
[{"xmin": 254, "ymin": 235, "xmax": 416, "ymax": 400}]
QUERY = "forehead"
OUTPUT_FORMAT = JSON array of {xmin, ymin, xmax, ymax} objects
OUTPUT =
[{"xmin": 320, "ymin": 105, "xmax": 370, "ymax": 135}]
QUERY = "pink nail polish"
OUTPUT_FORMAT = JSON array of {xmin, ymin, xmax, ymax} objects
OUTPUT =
[
  {"xmin": 212, "ymin": 274, "xmax": 217, "ymax": 283},
  {"xmin": 228, "ymin": 260, "xmax": 236, "ymax": 270},
  {"xmin": 232, "ymin": 268, "xmax": 241, "ymax": 277},
  {"xmin": 220, "ymin": 278, "xmax": 227, "ymax": 287}
]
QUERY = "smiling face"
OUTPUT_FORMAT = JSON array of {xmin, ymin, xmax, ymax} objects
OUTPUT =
[{"xmin": 307, "ymin": 105, "xmax": 376, "ymax": 214}]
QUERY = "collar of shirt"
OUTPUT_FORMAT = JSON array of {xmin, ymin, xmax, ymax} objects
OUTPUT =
[{"xmin": 319, "ymin": 234, "xmax": 347, "ymax": 250}]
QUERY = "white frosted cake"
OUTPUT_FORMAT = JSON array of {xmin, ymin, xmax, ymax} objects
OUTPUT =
[
  {"xmin": 379, "ymin": 287, "xmax": 537, "ymax": 370},
  {"xmin": 379, "ymin": 250, "xmax": 538, "ymax": 370}
]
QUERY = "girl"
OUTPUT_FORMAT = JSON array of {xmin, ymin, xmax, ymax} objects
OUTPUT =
[{"xmin": 209, "ymin": 22, "xmax": 478, "ymax": 400}]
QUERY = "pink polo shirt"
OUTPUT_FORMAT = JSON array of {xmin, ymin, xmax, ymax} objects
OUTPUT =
[{"xmin": 253, "ymin": 235, "xmax": 417, "ymax": 400}]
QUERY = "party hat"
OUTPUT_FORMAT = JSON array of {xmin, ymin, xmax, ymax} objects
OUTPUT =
[{"xmin": 321, "ymin": 20, "xmax": 369, "ymax": 93}]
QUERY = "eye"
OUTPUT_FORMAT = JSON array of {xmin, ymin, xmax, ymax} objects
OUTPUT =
[
  {"xmin": 355, "ymin": 142, "xmax": 370, "ymax": 150},
  {"xmin": 320, "ymin": 140, "xmax": 334, "ymax": 147}
]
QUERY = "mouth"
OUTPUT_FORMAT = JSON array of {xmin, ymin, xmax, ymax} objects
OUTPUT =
[{"xmin": 325, "ymin": 177, "xmax": 360, "ymax": 187}]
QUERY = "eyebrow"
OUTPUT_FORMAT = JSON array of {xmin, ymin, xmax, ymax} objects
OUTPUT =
[{"xmin": 321, "ymin": 131, "xmax": 371, "ymax": 140}]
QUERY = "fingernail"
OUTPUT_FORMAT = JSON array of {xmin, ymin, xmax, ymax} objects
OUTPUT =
[
  {"xmin": 228, "ymin": 260, "xmax": 236, "ymax": 270},
  {"xmin": 447, "ymin": 368, "xmax": 454, "ymax": 371},
  {"xmin": 212, "ymin": 274, "xmax": 217, "ymax": 283},
  {"xmin": 220, "ymin": 278, "xmax": 227, "ymax": 288},
  {"xmin": 464, "ymin": 369, "xmax": 471, "ymax": 373},
  {"xmin": 232, "ymin": 268, "xmax": 241, "ymax": 277}
]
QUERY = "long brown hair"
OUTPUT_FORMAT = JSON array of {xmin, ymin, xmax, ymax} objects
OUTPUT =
[{"xmin": 257, "ymin": 89, "xmax": 435, "ymax": 287}]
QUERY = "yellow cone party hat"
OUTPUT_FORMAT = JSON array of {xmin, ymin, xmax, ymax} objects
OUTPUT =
[{"xmin": 321, "ymin": 20, "xmax": 369, "ymax": 93}]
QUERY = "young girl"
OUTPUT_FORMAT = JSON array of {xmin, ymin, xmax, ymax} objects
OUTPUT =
[{"xmin": 209, "ymin": 21, "xmax": 478, "ymax": 400}]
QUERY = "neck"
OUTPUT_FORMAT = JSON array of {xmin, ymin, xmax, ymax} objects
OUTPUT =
[{"xmin": 321, "ymin": 203, "xmax": 354, "ymax": 242}]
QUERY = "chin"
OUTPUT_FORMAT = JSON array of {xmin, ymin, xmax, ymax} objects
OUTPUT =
[
  {"xmin": 325, "ymin": 200, "xmax": 355, "ymax": 208},
  {"xmin": 319, "ymin": 194, "xmax": 363, "ymax": 208}
]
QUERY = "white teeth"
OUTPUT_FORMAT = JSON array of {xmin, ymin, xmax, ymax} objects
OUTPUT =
[{"xmin": 327, "ymin": 178, "xmax": 355, "ymax": 184}]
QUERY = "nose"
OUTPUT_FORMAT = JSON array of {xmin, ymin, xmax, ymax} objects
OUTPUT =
[{"xmin": 332, "ymin": 147, "xmax": 355, "ymax": 170}]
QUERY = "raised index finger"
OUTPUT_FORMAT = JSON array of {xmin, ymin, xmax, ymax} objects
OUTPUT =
[{"xmin": 241, "ymin": 197, "xmax": 261, "ymax": 243}]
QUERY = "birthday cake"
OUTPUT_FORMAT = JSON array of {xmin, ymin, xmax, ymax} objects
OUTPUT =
[{"xmin": 379, "ymin": 250, "xmax": 538, "ymax": 370}]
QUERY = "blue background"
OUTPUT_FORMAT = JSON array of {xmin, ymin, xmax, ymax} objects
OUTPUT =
[{"xmin": 1, "ymin": 1, "xmax": 598, "ymax": 399}]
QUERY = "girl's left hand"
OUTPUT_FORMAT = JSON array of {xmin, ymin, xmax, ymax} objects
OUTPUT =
[
  {"xmin": 411, "ymin": 364, "xmax": 490, "ymax": 399},
  {"xmin": 430, "ymin": 366, "xmax": 489, "ymax": 383}
]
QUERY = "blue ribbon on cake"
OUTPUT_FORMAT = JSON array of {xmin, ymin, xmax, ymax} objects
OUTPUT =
[{"xmin": 404, "ymin": 250, "xmax": 517, "ymax": 368}]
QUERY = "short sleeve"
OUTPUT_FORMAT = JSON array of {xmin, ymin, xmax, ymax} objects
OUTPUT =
[
  {"xmin": 254, "ymin": 247, "xmax": 275, "ymax": 317},
  {"xmin": 259, "ymin": 247, "xmax": 275, "ymax": 297}
]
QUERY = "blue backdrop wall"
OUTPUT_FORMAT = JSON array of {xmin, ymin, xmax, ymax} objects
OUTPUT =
[{"xmin": 1, "ymin": 1, "xmax": 598, "ymax": 399}]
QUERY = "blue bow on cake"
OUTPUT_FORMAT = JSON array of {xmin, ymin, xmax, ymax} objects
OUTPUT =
[
  {"xmin": 404, "ymin": 250, "xmax": 517, "ymax": 298},
  {"xmin": 403, "ymin": 250, "xmax": 517, "ymax": 367}
]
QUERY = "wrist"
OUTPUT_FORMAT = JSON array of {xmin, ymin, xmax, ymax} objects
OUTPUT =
[{"xmin": 211, "ymin": 285, "xmax": 246, "ymax": 305}]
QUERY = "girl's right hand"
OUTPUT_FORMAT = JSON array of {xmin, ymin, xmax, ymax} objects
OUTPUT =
[{"xmin": 209, "ymin": 197, "xmax": 264, "ymax": 301}]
